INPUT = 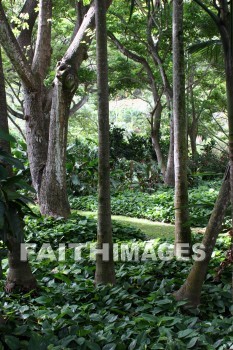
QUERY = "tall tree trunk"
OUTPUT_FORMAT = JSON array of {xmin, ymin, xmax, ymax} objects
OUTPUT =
[
  {"xmin": 95, "ymin": 0, "xmax": 115, "ymax": 285},
  {"xmin": 0, "ymin": 48, "xmax": 36, "ymax": 292},
  {"xmin": 0, "ymin": 58, "xmax": 10, "ymax": 156},
  {"xmin": 224, "ymin": 40, "xmax": 233, "ymax": 230},
  {"xmin": 174, "ymin": 0, "xmax": 233, "ymax": 306},
  {"xmin": 173, "ymin": 0, "xmax": 191, "ymax": 254},
  {"xmin": 174, "ymin": 170, "xmax": 230, "ymax": 306}
]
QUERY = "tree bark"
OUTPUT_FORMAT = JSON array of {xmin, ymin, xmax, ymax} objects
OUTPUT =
[
  {"xmin": 151, "ymin": 102, "xmax": 166, "ymax": 176},
  {"xmin": 173, "ymin": 0, "xmax": 191, "ymax": 254},
  {"xmin": 0, "ymin": 48, "xmax": 36, "ymax": 292},
  {"xmin": 6, "ymin": 236, "xmax": 37, "ymax": 292},
  {"xmin": 95, "ymin": 0, "xmax": 115, "ymax": 285},
  {"xmin": 174, "ymin": 170, "xmax": 230, "ymax": 307},
  {"xmin": 39, "ymin": 65, "xmax": 75, "ymax": 217}
]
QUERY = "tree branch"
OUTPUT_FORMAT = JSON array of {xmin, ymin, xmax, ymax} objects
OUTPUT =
[
  {"xmin": 17, "ymin": 0, "xmax": 38, "ymax": 60},
  {"xmin": 62, "ymin": 2, "xmax": 95, "ymax": 69},
  {"xmin": 7, "ymin": 105, "xmax": 24, "ymax": 120},
  {"xmin": 62, "ymin": 0, "xmax": 113, "ymax": 72},
  {"xmin": 108, "ymin": 31, "xmax": 160, "ymax": 103},
  {"xmin": 32, "ymin": 0, "xmax": 52, "ymax": 78},
  {"xmin": 147, "ymin": 15, "xmax": 173, "ymax": 100},
  {"xmin": 0, "ymin": 1, "xmax": 36, "ymax": 88},
  {"xmin": 69, "ymin": 95, "xmax": 89, "ymax": 117},
  {"xmin": 193, "ymin": 0, "xmax": 220, "ymax": 25},
  {"xmin": 8, "ymin": 114, "xmax": 26, "ymax": 140}
]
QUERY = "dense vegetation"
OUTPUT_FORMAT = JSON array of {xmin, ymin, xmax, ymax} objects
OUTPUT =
[
  {"xmin": 0, "ymin": 215, "xmax": 232, "ymax": 349},
  {"xmin": 70, "ymin": 181, "xmax": 230, "ymax": 227},
  {"xmin": 0, "ymin": 0, "xmax": 232, "ymax": 349}
]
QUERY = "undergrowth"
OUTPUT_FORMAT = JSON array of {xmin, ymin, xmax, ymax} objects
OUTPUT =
[{"xmin": 0, "ymin": 214, "xmax": 232, "ymax": 349}]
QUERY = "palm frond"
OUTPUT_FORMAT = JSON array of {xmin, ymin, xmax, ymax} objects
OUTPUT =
[
  {"xmin": 187, "ymin": 39, "xmax": 222, "ymax": 64},
  {"xmin": 188, "ymin": 39, "xmax": 221, "ymax": 54}
]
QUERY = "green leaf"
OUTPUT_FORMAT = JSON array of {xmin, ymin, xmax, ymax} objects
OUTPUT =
[
  {"xmin": 13, "ymin": 325, "xmax": 28, "ymax": 336},
  {"xmin": 4, "ymin": 336, "xmax": 20, "ymax": 350},
  {"xmin": 54, "ymin": 273, "xmax": 71, "ymax": 285},
  {"xmin": 129, "ymin": 339, "xmax": 137, "ymax": 350},
  {"xmin": 102, "ymin": 344, "xmax": 117, "ymax": 350},
  {"xmin": 0, "ymin": 130, "xmax": 16, "ymax": 143},
  {"xmin": 178, "ymin": 329, "xmax": 196, "ymax": 339},
  {"xmin": 85, "ymin": 340, "xmax": 101, "ymax": 350},
  {"xmin": 187, "ymin": 337, "xmax": 199, "ymax": 348},
  {"xmin": 28, "ymin": 333, "xmax": 50, "ymax": 350},
  {"xmin": 0, "ymin": 150, "xmax": 24, "ymax": 169},
  {"xmin": 34, "ymin": 296, "xmax": 52, "ymax": 305},
  {"xmin": 136, "ymin": 313, "xmax": 157, "ymax": 323}
]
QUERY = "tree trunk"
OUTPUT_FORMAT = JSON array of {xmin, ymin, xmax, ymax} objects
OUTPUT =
[
  {"xmin": 6, "ymin": 238, "xmax": 37, "ymax": 292},
  {"xmin": 173, "ymin": 0, "xmax": 191, "ymax": 254},
  {"xmin": 23, "ymin": 85, "xmax": 49, "ymax": 193},
  {"xmin": 224, "ymin": 44, "xmax": 233, "ymax": 229},
  {"xmin": 0, "ymin": 48, "xmax": 36, "ymax": 292},
  {"xmin": 151, "ymin": 99, "xmax": 166, "ymax": 176},
  {"xmin": 95, "ymin": 0, "xmax": 115, "ymax": 285},
  {"xmin": 164, "ymin": 114, "xmax": 175, "ymax": 186},
  {"xmin": 0, "ymin": 50, "xmax": 11, "ymax": 155},
  {"xmin": 39, "ymin": 69, "xmax": 74, "ymax": 218},
  {"xmin": 174, "ymin": 171, "xmax": 230, "ymax": 307},
  {"xmin": 188, "ymin": 73, "xmax": 198, "ymax": 159},
  {"xmin": 189, "ymin": 124, "xmax": 198, "ymax": 160}
]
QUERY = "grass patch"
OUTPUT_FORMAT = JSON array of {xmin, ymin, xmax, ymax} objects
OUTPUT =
[{"xmin": 76, "ymin": 211, "xmax": 175, "ymax": 240}]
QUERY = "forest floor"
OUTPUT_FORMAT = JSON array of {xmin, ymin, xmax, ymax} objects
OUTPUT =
[{"xmin": 76, "ymin": 210, "xmax": 205, "ymax": 240}]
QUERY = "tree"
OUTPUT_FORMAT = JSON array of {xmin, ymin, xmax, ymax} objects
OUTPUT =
[
  {"xmin": 95, "ymin": 0, "xmax": 115, "ymax": 285},
  {"xmin": 0, "ymin": 0, "xmax": 112, "ymax": 218},
  {"xmin": 173, "ymin": 0, "xmax": 191, "ymax": 254},
  {"xmin": 108, "ymin": 0, "xmax": 175, "ymax": 186},
  {"xmin": 0, "ymin": 47, "xmax": 36, "ymax": 292},
  {"xmin": 174, "ymin": 0, "xmax": 233, "ymax": 304},
  {"xmin": 174, "ymin": 168, "xmax": 230, "ymax": 306},
  {"xmin": 193, "ymin": 0, "xmax": 233, "ymax": 212}
]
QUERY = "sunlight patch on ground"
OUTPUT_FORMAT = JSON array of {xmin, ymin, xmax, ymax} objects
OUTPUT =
[{"xmin": 75, "ymin": 210, "xmax": 175, "ymax": 239}]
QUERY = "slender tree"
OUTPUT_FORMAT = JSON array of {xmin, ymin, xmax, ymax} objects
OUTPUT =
[
  {"xmin": 0, "ymin": 48, "xmax": 36, "ymax": 292},
  {"xmin": 95, "ymin": 0, "xmax": 115, "ymax": 285},
  {"xmin": 173, "ymin": 0, "xmax": 191, "ymax": 254},
  {"xmin": 194, "ymin": 0, "xmax": 233, "ymax": 222},
  {"xmin": 174, "ymin": 168, "xmax": 230, "ymax": 306},
  {"xmin": 174, "ymin": 0, "xmax": 233, "ymax": 304}
]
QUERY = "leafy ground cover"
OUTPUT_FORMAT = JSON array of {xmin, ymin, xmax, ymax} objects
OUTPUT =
[
  {"xmin": 0, "ymin": 214, "xmax": 232, "ymax": 350},
  {"xmin": 70, "ymin": 181, "xmax": 229, "ymax": 227}
]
